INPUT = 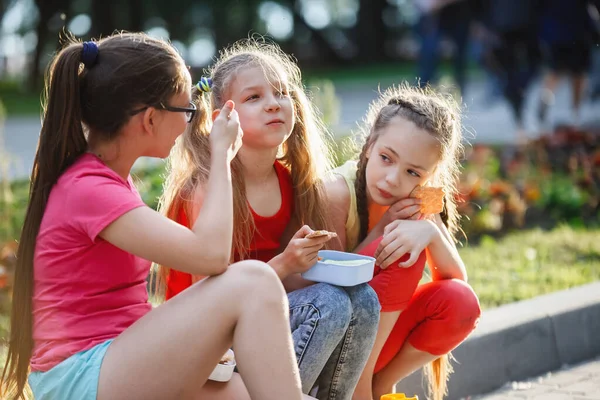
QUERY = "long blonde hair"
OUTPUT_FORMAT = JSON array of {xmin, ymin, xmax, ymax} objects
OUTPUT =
[
  {"xmin": 156, "ymin": 37, "xmax": 335, "ymax": 296},
  {"xmin": 355, "ymin": 84, "xmax": 464, "ymax": 400}
]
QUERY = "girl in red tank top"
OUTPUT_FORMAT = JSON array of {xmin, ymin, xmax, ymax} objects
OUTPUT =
[
  {"xmin": 157, "ymin": 42, "xmax": 388, "ymax": 400},
  {"xmin": 166, "ymin": 161, "xmax": 295, "ymax": 299},
  {"xmin": 158, "ymin": 42, "xmax": 337, "ymax": 301}
]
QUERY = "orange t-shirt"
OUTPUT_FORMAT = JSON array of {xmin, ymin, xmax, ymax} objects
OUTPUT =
[
  {"xmin": 166, "ymin": 161, "xmax": 294, "ymax": 300},
  {"xmin": 362, "ymin": 198, "xmax": 427, "ymax": 312},
  {"xmin": 368, "ymin": 202, "xmax": 389, "ymax": 233}
]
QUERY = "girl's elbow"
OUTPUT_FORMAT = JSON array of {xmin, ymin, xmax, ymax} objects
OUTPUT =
[
  {"xmin": 192, "ymin": 251, "xmax": 229, "ymax": 276},
  {"xmin": 437, "ymin": 263, "xmax": 467, "ymax": 282},
  {"xmin": 455, "ymin": 263, "xmax": 468, "ymax": 282},
  {"xmin": 209, "ymin": 256, "xmax": 230, "ymax": 275}
]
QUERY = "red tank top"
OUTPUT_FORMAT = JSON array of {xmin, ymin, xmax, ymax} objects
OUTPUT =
[{"xmin": 166, "ymin": 161, "xmax": 294, "ymax": 299}]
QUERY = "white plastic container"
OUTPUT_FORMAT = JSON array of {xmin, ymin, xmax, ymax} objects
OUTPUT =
[
  {"xmin": 209, "ymin": 349, "xmax": 236, "ymax": 382},
  {"xmin": 301, "ymin": 250, "xmax": 375, "ymax": 287}
]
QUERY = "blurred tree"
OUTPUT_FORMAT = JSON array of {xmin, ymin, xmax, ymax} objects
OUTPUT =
[
  {"xmin": 290, "ymin": 2, "xmax": 344, "ymax": 65},
  {"xmin": 0, "ymin": 0, "xmax": 17, "ymax": 17},
  {"xmin": 129, "ymin": 0, "xmax": 144, "ymax": 32},
  {"xmin": 155, "ymin": 0, "xmax": 195, "ymax": 41},
  {"xmin": 356, "ymin": 0, "xmax": 387, "ymax": 62},
  {"xmin": 214, "ymin": 0, "xmax": 259, "ymax": 50},
  {"xmin": 31, "ymin": 0, "xmax": 72, "ymax": 90},
  {"xmin": 90, "ymin": 0, "xmax": 117, "ymax": 37}
]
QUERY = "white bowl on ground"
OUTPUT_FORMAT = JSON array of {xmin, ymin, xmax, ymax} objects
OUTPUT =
[
  {"xmin": 301, "ymin": 250, "xmax": 375, "ymax": 287},
  {"xmin": 209, "ymin": 349, "xmax": 236, "ymax": 382}
]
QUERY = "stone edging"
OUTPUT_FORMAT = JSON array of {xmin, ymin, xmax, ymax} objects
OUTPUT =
[{"xmin": 394, "ymin": 281, "xmax": 600, "ymax": 399}]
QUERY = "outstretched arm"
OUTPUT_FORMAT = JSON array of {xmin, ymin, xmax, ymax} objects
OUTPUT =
[
  {"xmin": 101, "ymin": 102, "xmax": 242, "ymax": 277},
  {"xmin": 426, "ymin": 214, "xmax": 468, "ymax": 281}
]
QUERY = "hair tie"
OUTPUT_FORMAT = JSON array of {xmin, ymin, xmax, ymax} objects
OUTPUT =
[
  {"xmin": 196, "ymin": 77, "xmax": 213, "ymax": 93},
  {"xmin": 81, "ymin": 41, "xmax": 99, "ymax": 69}
]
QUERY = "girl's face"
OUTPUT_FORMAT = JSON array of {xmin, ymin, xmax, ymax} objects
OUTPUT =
[
  {"xmin": 227, "ymin": 66, "xmax": 295, "ymax": 150},
  {"xmin": 144, "ymin": 68, "xmax": 192, "ymax": 158},
  {"xmin": 154, "ymin": 90, "xmax": 193, "ymax": 158},
  {"xmin": 365, "ymin": 116, "xmax": 441, "ymax": 205}
]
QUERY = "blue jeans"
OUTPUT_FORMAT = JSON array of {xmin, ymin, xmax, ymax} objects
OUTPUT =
[{"xmin": 288, "ymin": 283, "xmax": 380, "ymax": 400}]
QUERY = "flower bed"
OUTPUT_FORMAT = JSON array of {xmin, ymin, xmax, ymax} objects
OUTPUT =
[
  {"xmin": 1, "ymin": 124, "xmax": 599, "ymax": 308},
  {"xmin": 458, "ymin": 124, "xmax": 600, "ymax": 242}
]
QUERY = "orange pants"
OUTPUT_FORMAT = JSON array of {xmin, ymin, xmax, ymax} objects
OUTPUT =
[{"xmin": 358, "ymin": 237, "xmax": 481, "ymax": 374}]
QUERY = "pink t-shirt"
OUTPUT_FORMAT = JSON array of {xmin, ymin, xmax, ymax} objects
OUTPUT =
[{"xmin": 30, "ymin": 153, "xmax": 152, "ymax": 372}]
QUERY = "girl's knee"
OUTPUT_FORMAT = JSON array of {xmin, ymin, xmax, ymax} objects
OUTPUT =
[
  {"xmin": 229, "ymin": 259, "xmax": 279, "ymax": 280},
  {"xmin": 443, "ymin": 279, "xmax": 481, "ymax": 320},
  {"xmin": 226, "ymin": 260, "xmax": 287, "ymax": 301},
  {"xmin": 427, "ymin": 279, "xmax": 481, "ymax": 333},
  {"xmin": 350, "ymin": 284, "xmax": 381, "ymax": 323},
  {"xmin": 315, "ymin": 284, "xmax": 353, "ymax": 330}
]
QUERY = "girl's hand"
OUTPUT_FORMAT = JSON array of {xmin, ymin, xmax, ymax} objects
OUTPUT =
[
  {"xmin": 279, "ymin": 225, "xmax": 334, "ymax": 275},
  {"xmin": 385, "ymin": 198, "xmax": 423, "ymax": 221},
  {"xmin": 374, "ymin": 219, "xmax": 438, "ymax": 269},
  {"xmin": 210, "ymin": 100, "xmax": 244, "ymax": 162},
  {"xmin": 371, "ymin": 197, "xmax": 423, "ymax": 235}
]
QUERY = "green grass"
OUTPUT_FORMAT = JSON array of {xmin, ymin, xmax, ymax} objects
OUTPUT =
[
  {"xmin": 0, "ymin": 61, "xmax": 485, "ymax": 117},
  {"xmin": 0, "ymin": 226, "xmax": 597, "ymax": 390},
  {"xmin": 2, "ymin": 170, "xmax": 599, "ymax": 312},
  {"xmin": 0, "ymin": 81, "xmax": 42, "ymax": 117},
  {"xmin": 459, "ymin": 226, "xmax": 600, "ymax": 309},
  {"xmin": 303, "ymin": 60, "xmax": 483, "ymax": 86}
]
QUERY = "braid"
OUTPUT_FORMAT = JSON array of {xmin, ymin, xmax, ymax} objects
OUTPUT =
[
  {"xmin": 388, "ymin": 97, "xmax": 427, "ymax": 118},
  {"xmin": 355, "ymin": 145, "xmax": 370, "ymax": 243}
]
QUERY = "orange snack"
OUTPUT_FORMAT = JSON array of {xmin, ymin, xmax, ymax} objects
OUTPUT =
[{"xmin": 410, "ymin": 186, "xmax": 444, "ymax": 215}]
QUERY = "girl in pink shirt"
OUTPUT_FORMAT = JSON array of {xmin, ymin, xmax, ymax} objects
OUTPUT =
[{"xmin": 1, "ymin": 32, "xmax": 308, "ymax": 400}]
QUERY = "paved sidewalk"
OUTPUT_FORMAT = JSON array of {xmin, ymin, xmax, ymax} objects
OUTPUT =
[{"xmin": 474, "ymin": 357, "xmax": 600, "ymax": 400}]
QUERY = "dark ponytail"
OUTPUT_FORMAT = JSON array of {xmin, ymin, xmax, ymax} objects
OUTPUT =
[
  {"xmin": 1, "ymin": 39, "xmax": 87, "ymax": 399},
  {"xmin": 2, "ymin": 31, "xmax": 188, "ymax": 399}
]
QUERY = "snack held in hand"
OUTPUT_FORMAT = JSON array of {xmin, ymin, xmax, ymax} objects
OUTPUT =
[
  {"xmin": 306, "ymin": 230, "xmax": 338, "ymax": 239},
  {"xmin": 410, "ymin": 185, "xmax": 445, "ymax": 215}
]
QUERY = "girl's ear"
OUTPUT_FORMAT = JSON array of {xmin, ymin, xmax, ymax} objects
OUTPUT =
[
  {"xmin": 212, "ymin": 109, "xmax": 220, "ymax": 122},
  {"xmin": 142, "ymin": 107, "xmax": 156, "ymax": 136}
]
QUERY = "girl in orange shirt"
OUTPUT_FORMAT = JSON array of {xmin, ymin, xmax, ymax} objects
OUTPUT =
[{"xmin": 327, "ymin": 84, "xmax": 481, "ymax": 400}]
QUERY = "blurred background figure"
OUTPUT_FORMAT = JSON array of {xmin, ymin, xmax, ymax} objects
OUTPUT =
[
  {"xmin": 474, "ymin": 0, "xmax": 542, "ymax": 143},
  {"xmin": 414, "ymin": 0, "xmax": 474, "ymax": 96},
  {"xmin": 537, "ymin": 0, "xmax": 600, "ymax": 126}
]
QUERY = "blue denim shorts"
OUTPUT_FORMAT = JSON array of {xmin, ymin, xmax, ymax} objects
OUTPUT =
[{"xmin": 29, "ymin": 339, "xmax": 113, "ymax": 400}]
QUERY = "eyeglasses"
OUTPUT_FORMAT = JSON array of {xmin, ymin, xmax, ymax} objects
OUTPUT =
[{"xmin": 130, "ymin": 101, "xmax": 197, "ymax": 123}]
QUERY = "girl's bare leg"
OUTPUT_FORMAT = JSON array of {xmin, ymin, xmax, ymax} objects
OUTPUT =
[
  {"xmin": 538, "ymin": 71, "xmax": 560, "ymax": 123},
  {"xmin": 571, "ymin": 73, "xmax": 587, "ymax": 124},
  {"xmin": 352, "ymin": 311, "xmax": 400, "ymax": 400},
  {"xmin": 97, "ymin": 260, "xmax": 304, "ymax": 400},
  {"xmin": 372, "ymin": 342, "xmax": 437, "ymax": 399}
]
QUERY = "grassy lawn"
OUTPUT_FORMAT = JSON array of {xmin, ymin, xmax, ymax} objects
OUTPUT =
[
  {"xmin": 0, "ymin": 61, "xmax": 483, "ymax": 117},
  {"xmin": 0, "ymin": 81, "xmax": 42, "ymax": 117},
  {"xmin": 0, "ymin": 226, "xmax": 597, "ymax": 384},
  {"xmin": 303, "ymin": 60, "xmax": 483, "ymax": 86},
  {"xmin": 459, "ymin": 226, "xmax": 600, "ymax": 309}
]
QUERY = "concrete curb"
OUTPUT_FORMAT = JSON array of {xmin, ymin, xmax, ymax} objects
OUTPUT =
[{"xmin": 394, "ymin": 281, "xmax": 600, "ymax": 399}]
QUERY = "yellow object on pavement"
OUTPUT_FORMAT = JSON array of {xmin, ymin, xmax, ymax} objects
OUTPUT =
[{"xmin": 380, "ymin": 394, "xmax": 418, "ymax": 400}]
